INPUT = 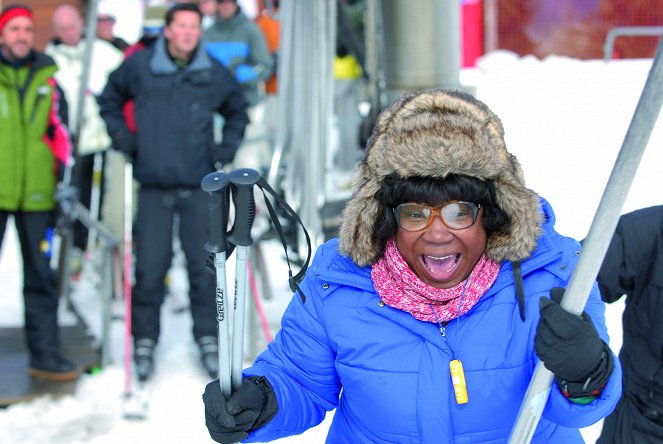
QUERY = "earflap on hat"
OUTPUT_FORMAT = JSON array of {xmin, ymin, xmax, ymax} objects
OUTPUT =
[{"xmin": 338, "ymin": 88, "xmax": 542, "ymax": 267}]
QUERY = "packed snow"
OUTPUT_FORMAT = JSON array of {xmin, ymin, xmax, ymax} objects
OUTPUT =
[{"xmin": 2, "ymin": 50, "xmax": 662, "ymax": 443}]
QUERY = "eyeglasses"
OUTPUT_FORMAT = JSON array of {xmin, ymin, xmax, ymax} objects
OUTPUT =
[{"xmin": 393, "ymin": 201, "xmax": 481, "ymax": 231}]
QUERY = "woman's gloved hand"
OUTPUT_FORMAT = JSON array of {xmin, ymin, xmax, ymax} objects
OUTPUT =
[
  {"xmin": 203, "ymin": 376, "xmax": 278, "ymax": 444},
  {"xmin": 535, "ymin": 288, "xmax": 605, "ymax": 383}
]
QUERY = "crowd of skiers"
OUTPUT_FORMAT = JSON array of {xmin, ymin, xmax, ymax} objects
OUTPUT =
[{"xmin": 0, "ymin": 0, "xmax": 272, "ymax": 384}]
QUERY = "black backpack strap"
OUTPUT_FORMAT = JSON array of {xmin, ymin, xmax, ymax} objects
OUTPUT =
[{"xmin": 512, "ymin": 260, "xmax": 526, "ymax": 321}]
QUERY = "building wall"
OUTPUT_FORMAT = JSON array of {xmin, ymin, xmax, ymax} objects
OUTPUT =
[
  {"xmin": 492, "ymin": 0, "xmax": 663, "ymax": 60},
  {"xmin": 21, "ymin": 0, "xmax": 84, "ymax": 51}
]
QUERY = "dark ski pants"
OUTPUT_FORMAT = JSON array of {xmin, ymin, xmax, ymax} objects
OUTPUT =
[
  {"xmin": 131, "ymin": 187, "xmax": 217, "ymax": 343},
  {"xmin": 73, "ymin": 151, "xmax": 106, "ymax": 251},
  {"xmin": 0, "ymin": 210, "xmax": 60, "ymax": 358}
]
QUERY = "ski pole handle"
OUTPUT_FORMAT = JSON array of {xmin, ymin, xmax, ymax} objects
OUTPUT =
[
  {"xmin": 201, "ymin": 171, "xmax": 232, "ymax": 397},
  {"xmin": 228, "ymin": 168, "xmax": 261, "ymax": 247},
  {"xmin": 201, "ymin": 171, "xmax": 230, "ymax": 254}
]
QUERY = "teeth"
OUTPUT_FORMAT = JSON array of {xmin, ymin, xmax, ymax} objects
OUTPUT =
[
  {"xmin": 428, "ymin": 254, "xmax": 455, "ymax": 261},
  {"xmin": 423, "ymin": 253, "xmax": 460, "ymax": 277}
]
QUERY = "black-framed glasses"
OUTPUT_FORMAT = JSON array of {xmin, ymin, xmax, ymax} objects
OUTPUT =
[{"xmin": 393, "ymin": 201, "xmax": 481, "ymax": 231}]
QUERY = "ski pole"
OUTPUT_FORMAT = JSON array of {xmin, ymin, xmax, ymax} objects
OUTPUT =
[
  {"xmin": 509, "ymin": 35, "xmax": 663, "ymax": 444},
  {"xmin": 86, "ymin": 151, "xmax": 105, "ymax": 257},
  {"xmin": 123, "ymin": 160, "xmax": 134, "ymax": 397},
  {"xmin": 227, "ymin": 168, "xmax": 260, "ymax": 390},
  {"xmin": 201, "ymin": 171, "xmax": 232, "ymax": 398}
]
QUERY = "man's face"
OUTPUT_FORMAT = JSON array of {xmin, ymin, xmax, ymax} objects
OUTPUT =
[
  {"xmin": 200, "ymin": 0, "xmax": 217, "ymax": 16},
  {"xmin": 0, "ymin": 16, "xmax": 34, "ymax": 60},
  {"xmin": 163, "ymin": 10, "xmax": 201, "ymax": 60},
  {"xmin": 217, "ymin": 0, "xmax": 238, "ymax": 19},
  {"xmin": 96, "ymin": 15, "xmax": 115, "ymax": 40},
  {"xmin": 53, "ymin": 11, "xmax": 83, "ymax": 46}
]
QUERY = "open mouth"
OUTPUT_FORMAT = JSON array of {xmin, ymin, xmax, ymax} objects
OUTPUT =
[{"xmin": 422, "ymin": 253, "xmax": 461, "ymax": 280}]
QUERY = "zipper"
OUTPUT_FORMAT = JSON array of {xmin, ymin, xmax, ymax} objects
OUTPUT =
[{"xmin": 0, "ymin": 91, "xmax": 8, "ymax": 118}]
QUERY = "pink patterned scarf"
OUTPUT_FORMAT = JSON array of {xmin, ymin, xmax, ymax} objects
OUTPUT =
[{"xmin": 371, "ymin": 238, "xmax": 501, "ymax": 323}]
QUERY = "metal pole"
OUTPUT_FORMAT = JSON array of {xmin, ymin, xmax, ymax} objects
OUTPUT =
[
  {"xmin": 509, "ymin": 35, "xmax": 663, "ymax": 443},
  {"xmin": 228, "ymin": 168, "xmax": 260, "ymax": 390},
  {"xmin": 64, "ymin": 0, "xmax": 99, "ymax": 185}
]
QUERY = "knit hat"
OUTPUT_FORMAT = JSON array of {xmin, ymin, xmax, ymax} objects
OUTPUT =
[
  {"xmin": 338, "ymin": 88, "xmax": 543, "ymax": 266},
  {"xmin": 0, "ymin": 4, "xmax": 33, "ymax": 35}
]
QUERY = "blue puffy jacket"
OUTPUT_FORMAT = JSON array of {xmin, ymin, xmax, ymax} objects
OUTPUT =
[{"xmin": 244, "ymin": 198, "xmax": 622, "ymax": 443}]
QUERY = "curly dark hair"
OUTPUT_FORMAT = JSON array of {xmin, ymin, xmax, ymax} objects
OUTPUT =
[{"xmin": 373, "ymin": 173, "xmax": 511, "ymax": 253}]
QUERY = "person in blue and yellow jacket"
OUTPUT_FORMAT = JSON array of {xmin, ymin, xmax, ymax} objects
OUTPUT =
[
  {"xmin": 203, "ymin": 0, "xmax": 273, "ymax": 107},
  {"xmin": 0, "ymin": 4, "xmax": 77, "ymax": 382},
  {"xmin": 202, "ymin": 89, "xmax": 622, "ymax": 443}
]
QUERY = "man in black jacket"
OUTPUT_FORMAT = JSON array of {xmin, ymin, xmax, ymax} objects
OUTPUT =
[
  {"xmin": 596, "ymin": 205, "xmax": 663, "ymax": 443},
  {"xmin": 98, "ymin": 3, "xmax": 249, "ymax": 382}
]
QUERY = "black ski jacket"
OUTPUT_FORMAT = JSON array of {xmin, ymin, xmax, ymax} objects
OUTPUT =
[
  {"xmin": 99, "ymin": 36, "xmax": 249, "ymax": 188},
  {"xmin": 597, "ymin": 205, "xmax": 663, "ymax": 443}
]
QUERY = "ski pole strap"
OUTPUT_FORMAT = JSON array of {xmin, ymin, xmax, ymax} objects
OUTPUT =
[
  {"xmin": 201, "ymin": 171, "xmax": 231, "ymax": 254},
  {"xmin": 228, "ymin": 168, "xmax": 260, "ymax": 247},
  {"xmin": 256, "ymin": 176, "xmax": 311, "ymax": 303}
]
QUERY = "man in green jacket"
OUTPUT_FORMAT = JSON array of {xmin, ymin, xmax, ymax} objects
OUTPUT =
[{"xmin": 0, "ymin": 4, "xmax": 78, "ymax": 381}]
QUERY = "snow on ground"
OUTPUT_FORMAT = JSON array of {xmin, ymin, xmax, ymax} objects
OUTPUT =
[{"xmin": 1, "ymin": 52, "xmax": 661, "ymax": 443}]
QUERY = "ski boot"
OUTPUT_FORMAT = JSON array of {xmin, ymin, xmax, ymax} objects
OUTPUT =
[
  {"xmin": 197, "ymin": 336, "xmax": 219, "ymax": 379},
  {"xmin": 134, "ymin": 338, "xmax": 156, "ymax": 382},
  {"xmin": 29, "ymin": 352, "xmax": 79, "ymax": 382}
]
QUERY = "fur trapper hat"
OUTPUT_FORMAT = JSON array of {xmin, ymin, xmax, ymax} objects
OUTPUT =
[{"xmin": 338, "ymin": 88, "xmax": 543, "ymax": 266}]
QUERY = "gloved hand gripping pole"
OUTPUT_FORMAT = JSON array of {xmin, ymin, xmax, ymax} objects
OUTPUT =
[
  {"xmin": 227, "ymin": 168, "xmax": 260, "ymax": 390},
  {"xmin": 201, "ymin": 171, "xmax": 232, "ymax": 398}
]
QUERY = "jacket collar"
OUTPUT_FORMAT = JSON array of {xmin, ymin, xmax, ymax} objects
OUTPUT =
[{"xmin": 150, "ymin": 35, "xmax": 212, "ymax": 75}]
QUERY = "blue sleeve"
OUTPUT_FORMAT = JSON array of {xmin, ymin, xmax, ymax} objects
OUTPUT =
[{"xmin": 242, "ymin": 263, "xmax": 341, "ymax": 442}]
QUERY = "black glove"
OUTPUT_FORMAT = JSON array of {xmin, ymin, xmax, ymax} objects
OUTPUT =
[
  {"xmin": 203, "ymin": 376, "xmax": 278, "ymax": 444},
  {"xmin": 209, "ymin": 143, "xmax": 237, "ymax": 170},
  {"xmin": 54, "ymin": 184, "xmax": 79, "ymax": 218},
  {"xmin": 535, "ymin": 288, "xmax": 605, "ymax": 383},
  {"xmin": 112, "ymin": 130, "xmax": 137, "ymax": 156}
]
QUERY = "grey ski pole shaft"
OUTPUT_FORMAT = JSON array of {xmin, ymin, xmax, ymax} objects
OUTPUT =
[
  {"xmin": 228, "ymin": 168, "xmax": 260, "ymax": 391},
  {"xmin": 201, "ymin": 171, "xmax": 232, "ymax": 398},
  {"xmin": 508, "ymin": 35, "xmax": 663, "ymax": 444}
]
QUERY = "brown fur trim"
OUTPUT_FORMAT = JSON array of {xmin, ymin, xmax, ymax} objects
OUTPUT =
[{"xmin": 338, "ymin": 89, "xmax": 542, "ymax": 266}]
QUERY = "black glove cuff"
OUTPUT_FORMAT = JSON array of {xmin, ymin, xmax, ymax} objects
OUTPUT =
[
  {"xmin": 210, "ymin": 143, "xmax": 239, "ymax": 169},
  {"xmin": 557, "ymin": 341, "xmax": 614, "ymax": 399},
  {"xmin": 247, "ymin": 376, "xmax": 278, "ymax": 431}
]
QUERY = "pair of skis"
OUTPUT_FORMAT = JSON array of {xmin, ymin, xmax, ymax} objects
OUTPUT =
[{"xmin": 120, "ymin": 160, "xmax": 148, "ymax": 420}]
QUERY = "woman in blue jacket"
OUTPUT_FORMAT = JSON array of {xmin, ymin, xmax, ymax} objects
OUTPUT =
[{"xmin": 203, "ymin": 89, "xmax": 622, "ymax": 443}]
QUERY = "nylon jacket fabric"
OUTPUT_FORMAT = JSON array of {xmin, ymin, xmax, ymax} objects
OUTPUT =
[
  {"xmin": 243, "ymin": 198, "xmax": 622, "ymax": 443},
  {"xmin": 596, "ymin": 205, "xmax": 663, "ymax": 443},
  {"xmin": 0, "ymin": 51, "xmax": 69, "ymax": 211},
  {"xmin": 98, "ymin": 36, "xmax": 249, "ymax": 188},
  {"xmin": 203, "ymin": 7, "xmax": 274, "ymax": 106}
]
